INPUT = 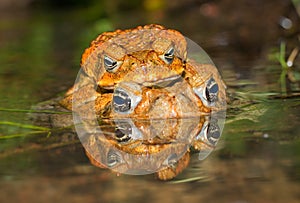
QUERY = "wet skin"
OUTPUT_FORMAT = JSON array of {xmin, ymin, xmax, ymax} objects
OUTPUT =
[
  {"xmin": 59, "ymin": 24, "xmax": 226, "ymax": 119},
  {"xmin": 59, "ymin": 24, "xmax": 226, "ymax": 180}
]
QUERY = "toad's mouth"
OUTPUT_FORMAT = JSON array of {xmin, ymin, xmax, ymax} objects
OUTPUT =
[
  {"xmin": 141, "ymin": 74, "xmax": 183, "ymax": 88},
  {"xmin": 99, "ymin": 74, "xmax": 184, "ymax": 92},
  {"xmin": 100, "ymin": 73, "xmax": 184, "ymax": 91}
]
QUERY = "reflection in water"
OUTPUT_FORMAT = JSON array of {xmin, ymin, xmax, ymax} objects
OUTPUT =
[{"xmin": 80, "ymin": 113, "xmax": 225, "ymax": 180}]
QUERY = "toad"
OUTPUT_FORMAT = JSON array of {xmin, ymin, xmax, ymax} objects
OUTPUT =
[{"xmin": 59, "ymin": 24, "xmax": 226, "ymax": 119}]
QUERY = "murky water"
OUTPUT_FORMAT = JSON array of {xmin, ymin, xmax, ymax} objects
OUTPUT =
[{"xmin": 1, "ymin": 1, "xmax": 300, "ymax": 202}]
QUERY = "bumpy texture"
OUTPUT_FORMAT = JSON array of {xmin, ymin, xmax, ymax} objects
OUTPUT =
[
  {"xmin": 60, "ymin": 24, "xmax": 226, "ymax": 119},
  {"xmin": 60, "ymin": 25, "xmax": 226, "ymax": 180}
]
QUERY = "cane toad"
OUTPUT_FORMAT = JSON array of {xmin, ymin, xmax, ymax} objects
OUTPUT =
[{"xmin": 59, "ymin": 24, "xmax": 226, "ymax": 119}]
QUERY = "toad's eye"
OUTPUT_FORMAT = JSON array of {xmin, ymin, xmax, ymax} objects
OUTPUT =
[
  {"xmin": 204, "ymin": 77, "xmax": 219, "ymax": 103},
  {"xmin": 205, "ymin": 121, "xmax": 221, "ymax": 145},
  {"xmin": 104, "ymin": 55, "xmax": 121, "ymax": 73},
  {"xmin": 194, "ymin": 77, "xmax": 219, "ymax": 107},
  {"xmin": 107, "ymin": 149, "xmax": 122, "ymax": 167},
  {"xmin": 113, "ymin": 89, "xmax": 131, "ymax": 113},
  {"xmin": 162, "ymin": 46, "xmax": 175, "ymax": 64},
  {"xmin": 114, "ymin": 123, "xmax": 132, "ymax": 143}
]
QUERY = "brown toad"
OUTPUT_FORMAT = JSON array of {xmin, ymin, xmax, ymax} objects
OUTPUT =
[{"xmin": 59, "ymin": 24, "xmax": 226, "ymax": 119}]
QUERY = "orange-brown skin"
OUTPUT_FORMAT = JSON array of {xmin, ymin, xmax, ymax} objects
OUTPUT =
[
  {"xmin": 59, "ymin": 24, "xmax": 226, "ymax": 118},
  {"xmin": 60, "ymin": 24, "xmax": 226, "ymax": 180}
]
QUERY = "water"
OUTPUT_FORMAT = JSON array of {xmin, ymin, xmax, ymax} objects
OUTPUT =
[{"xmin": 0, "ymin": 1, "xmax": 300, "ymax": 202}]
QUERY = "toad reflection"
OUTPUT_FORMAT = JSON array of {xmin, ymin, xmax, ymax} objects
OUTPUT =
[{"xmin": 81, "ymin": 115, "xmax": 224, "ymax": 180}]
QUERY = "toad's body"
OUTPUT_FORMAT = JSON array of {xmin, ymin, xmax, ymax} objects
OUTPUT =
[{"xmin": 60, "ymin": 24, "xmax": 226, "ymax": 119}]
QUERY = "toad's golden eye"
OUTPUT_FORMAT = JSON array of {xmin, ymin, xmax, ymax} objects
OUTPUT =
[
  {"xmin": 104, "ymin": 55, "xmax": 122, "ymax": 73},
  {"xmin": 161, "ymin": 46, "xmax": 175, "ymax": 64}
]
